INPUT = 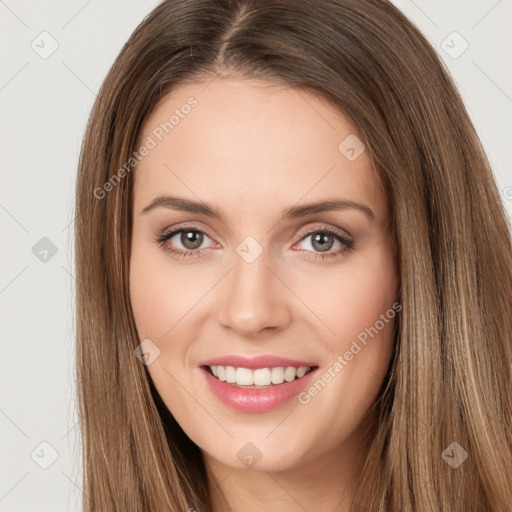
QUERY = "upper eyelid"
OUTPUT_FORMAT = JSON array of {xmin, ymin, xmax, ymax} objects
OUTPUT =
[
  {"xmin": 164, "ymin": 223, "xmax": 216, "ymax": 242},
  {"xmin": 297, "ymin": 224, "xmax": 351, "ymax": 239}
]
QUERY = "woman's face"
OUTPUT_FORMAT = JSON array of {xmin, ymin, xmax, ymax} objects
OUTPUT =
[{"xmin": 129, "ymin": 77, "xmax": 398, "ymax": 473}]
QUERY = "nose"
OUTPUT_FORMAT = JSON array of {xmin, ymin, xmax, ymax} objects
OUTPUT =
[{"xmin": 217, "ymin": 246, "xmax": 292, "ymax": 337}]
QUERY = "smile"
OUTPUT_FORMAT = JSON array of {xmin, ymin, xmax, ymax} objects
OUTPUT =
[
  {"xmin": 199, "ymin": 356, "xmax": 319, "ymax": 413},
  {"xmin": 206, "ymin": 365, "xmax": 314, "ymax": 388}
]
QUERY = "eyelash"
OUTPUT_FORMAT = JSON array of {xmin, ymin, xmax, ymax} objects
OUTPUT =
[{"xmin": 154, "ymin": 224, "xmax": 355, "ymax": 262}]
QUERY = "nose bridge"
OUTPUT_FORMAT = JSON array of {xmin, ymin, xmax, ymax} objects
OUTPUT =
[{"xmin": 217, "ymin": 238, "xmax": 291, "ymax": 335}]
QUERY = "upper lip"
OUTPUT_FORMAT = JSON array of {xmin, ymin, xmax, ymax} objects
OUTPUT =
[{"xmin": 198, "ymin": 355, "xmax": 317, "ymax": 369}]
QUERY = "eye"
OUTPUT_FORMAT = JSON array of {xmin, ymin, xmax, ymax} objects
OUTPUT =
[
  {"xmin": 154, "ymin": 225, "xmax": 215, "ymax": 259},
  {"xmin": 293, "ymin": 226, "xmax": 354, "ymax": 261},
  {"xmin": 154, "ymin": 224, "xmax": 354, "ymax": 261}
]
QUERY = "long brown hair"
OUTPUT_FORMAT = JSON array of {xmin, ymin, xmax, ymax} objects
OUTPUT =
[{"xmin": 74, "ymin": 0, "xmax": 512, "ymax": 510}]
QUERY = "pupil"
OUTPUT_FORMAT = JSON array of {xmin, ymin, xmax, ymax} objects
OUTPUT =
[
  {"xmin": 312, "ymin": 233, "xmax": 333, "ymax": 252},
  {"xmin": 181, "ymin": 231, "xmax": 203, "ymax": 249}
]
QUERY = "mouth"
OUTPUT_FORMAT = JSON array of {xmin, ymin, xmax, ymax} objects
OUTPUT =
[
  {"xmin": 199, "ymin": 359, "xmax": 320, "ymax": 413},
  {"xmin": 203, "ymin": 364, "xmax": 317, "ymax": 389}
]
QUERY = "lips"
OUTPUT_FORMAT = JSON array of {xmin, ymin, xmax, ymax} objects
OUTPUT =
[{"xmin": 198, "ymin": 355, "xmax": 319, "ymax": 413}]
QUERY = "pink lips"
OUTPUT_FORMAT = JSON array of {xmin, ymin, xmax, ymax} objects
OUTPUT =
[{"xmin": 198, "ymin": 355, "xmax": 318, "ymax": 413}]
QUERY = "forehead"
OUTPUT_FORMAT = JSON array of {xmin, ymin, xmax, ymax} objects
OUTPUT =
[{"xmin": 133, "ymin": 78, "xmax": 388, "ymax": 224}]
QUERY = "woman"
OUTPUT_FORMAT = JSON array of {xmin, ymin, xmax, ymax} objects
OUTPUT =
[{"xmin": 74, "ymin": 0, "xmax": 512, "ymax": 510}]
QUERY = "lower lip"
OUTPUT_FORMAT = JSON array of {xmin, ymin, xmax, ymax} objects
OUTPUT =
[{"xmin": 201, "ymin": 367, "xmax": 318, "ymax": 413}]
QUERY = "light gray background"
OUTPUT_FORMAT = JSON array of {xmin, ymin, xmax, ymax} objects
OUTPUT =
[{"xmin": 1, "ymin": 1, "xmax": 511, "ymax": 510}]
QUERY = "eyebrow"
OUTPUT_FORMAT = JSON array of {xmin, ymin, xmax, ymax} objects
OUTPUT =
[{"xmin": 140, "ymin": 194, "xmax": 376, "ymax": 222}]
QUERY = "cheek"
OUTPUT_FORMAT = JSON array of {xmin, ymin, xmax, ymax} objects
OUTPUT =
[
  {"xmin": 289, "ymin": 243, "xmax": 398, "ymax": 414},
  {"xmin": 129, "ymin": 259, "xmax": 171, "ymax": 342},
  {"xmin": 294, "ymin": 246, "xmax": 398, "ymax": 430},
  {"xmin": 290, "ymin": 243, "xmax": 398, "ymax": 350},
  {"xmin": 129, "ymin": 240, "xmax": 205, "ymax": 342}
]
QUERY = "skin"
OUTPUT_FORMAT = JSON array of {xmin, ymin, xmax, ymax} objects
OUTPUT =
[{"xmin": 129, "ymin": 76, "xmax": 398, "ymax": 512}]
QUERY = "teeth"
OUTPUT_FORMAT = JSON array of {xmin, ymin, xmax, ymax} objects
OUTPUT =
[
  {"xmin": 208, "ymin": 365, "xmax": 312, "ymax": 386},
  {"xmin": 296, "ymin": 367, "xmax": 307, "ymax": 378},
  {"xmin": 236, "ymin": 367, "xmax": 254, "ymax": 385},
  {"xmin": 225, "ymin": 366, "xmax": 236, "ymax": 383},
  {"xmin": 271, "ymin": 367, "xmax": 285, "ymax": 384},
  {"xmin": 284, "ymin": 367, "xmax": 296, "ymax": 382},
  {"xmin": 254, "ymin": 368, "xmax": 271, "ymax": 386}
]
